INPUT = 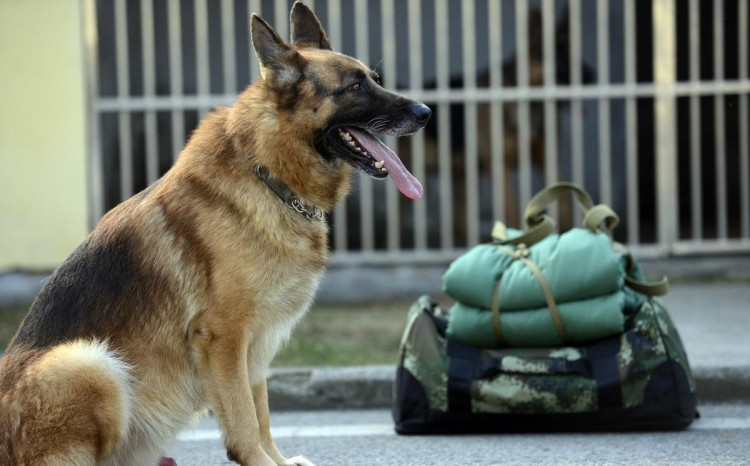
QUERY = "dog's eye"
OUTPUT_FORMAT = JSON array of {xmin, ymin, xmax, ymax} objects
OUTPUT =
[{"xmin": 349, "ymin": 82, "xmax": 362, "ymax": 92}]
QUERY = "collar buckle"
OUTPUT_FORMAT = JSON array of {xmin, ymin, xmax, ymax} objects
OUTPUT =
[{"xmin": 255, "ymin": 165, "xmax": 324, "ymax": 222}]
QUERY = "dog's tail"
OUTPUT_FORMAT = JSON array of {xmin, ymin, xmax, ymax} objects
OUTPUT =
[{"xmin": 2, "ymin": 339, "xmax": 132, "ymax": 465}]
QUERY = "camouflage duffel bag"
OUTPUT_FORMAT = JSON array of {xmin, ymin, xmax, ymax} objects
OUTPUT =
[{"xmin": 393, "ymin": 295, "xmax": 697, "ymax": 434}]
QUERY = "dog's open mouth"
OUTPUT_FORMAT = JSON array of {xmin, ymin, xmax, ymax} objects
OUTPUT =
[{"xmin": 332, "ymin": 126, "xmax": 423, "ymax": 199}]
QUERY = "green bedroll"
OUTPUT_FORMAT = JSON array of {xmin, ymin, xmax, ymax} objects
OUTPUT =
[{"xmin": 443, "ymin": 182, "xmax": 667, "ymax": 348}]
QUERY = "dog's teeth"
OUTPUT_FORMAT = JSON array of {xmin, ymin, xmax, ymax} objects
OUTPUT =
[
  {"xmin": 375, "ymin": 160, "xmax": 385, "ymax": 169},
  {"xmin": 339, "ymin": 129, "xmax": 354, "ymax": 142},
  {"xmin": 380, "ymin": 167, "xmax": 388, "ymax": 172}
]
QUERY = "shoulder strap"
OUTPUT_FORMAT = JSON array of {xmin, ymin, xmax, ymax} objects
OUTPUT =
[{"xmin": 625, "ymin": 276, "xmax": 669, "ymax": 296}]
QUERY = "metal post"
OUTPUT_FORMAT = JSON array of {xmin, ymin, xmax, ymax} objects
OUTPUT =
[
  {"xmin": 83, "ymin": 0, "xmax": 103, "ymax": 225},
  {"xmin": 653, "ymin": 0, "xmax": 678, "ymax": 254}
]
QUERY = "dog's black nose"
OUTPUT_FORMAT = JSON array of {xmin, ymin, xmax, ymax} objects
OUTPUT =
[{"xmin": 411, "ymin": 103, "xmax": 432, "ymax": 124}]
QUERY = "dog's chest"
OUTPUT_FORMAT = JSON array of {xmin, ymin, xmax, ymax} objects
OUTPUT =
[
  {"xmin": 214, "ymin": 218, "xmax": 329, "ymax": 376},
  {"xmin": 255, "ymin": 229, "xmax": 327, "ymax": 312},
  {"xmin": 247, "ymin": 265, "xmax": 323, "ymax": 380},
  {"xmin": 257, "ymin": 229, "xmax": 326, "ymax": 307},
  {"xmin": 262, "ymin": 267, "xmax": 322, "ymax": 318}
]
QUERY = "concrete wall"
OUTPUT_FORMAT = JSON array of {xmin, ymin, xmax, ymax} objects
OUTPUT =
[{"xmin": 0, "ymin": 0, "xmax": 89, "ymax": 271}]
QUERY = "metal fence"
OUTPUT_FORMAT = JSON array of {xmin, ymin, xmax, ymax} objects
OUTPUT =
[{"xmin": 86, "ymin": 0, "xmax": 750, "ymax": 265}]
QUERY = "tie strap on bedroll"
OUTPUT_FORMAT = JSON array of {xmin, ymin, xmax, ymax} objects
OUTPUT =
[{"xmin": 491, "ymin": 243, "xmax": 571, "ymax": 347}]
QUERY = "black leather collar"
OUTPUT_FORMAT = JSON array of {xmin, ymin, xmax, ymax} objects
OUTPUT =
[{"xmin": 254, "ymin": 165, "xmax": 324, "ymax": 221}]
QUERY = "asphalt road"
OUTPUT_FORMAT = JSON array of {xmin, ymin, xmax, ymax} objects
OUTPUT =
[{"xmin": 169, "ymin": 404, "xmax": 750, "ymax": 465}]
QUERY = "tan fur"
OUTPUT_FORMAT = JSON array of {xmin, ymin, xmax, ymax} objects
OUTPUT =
[
  {"xmin": 0, "ymin": 3, "xmax": 428, "ymax": 465},
  {"xmin": 0, "ymin": 341, "xmax": 131, "ymax": 465}
]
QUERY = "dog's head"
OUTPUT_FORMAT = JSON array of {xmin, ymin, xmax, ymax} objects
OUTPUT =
[{"xmin": 249, "ymin": 1, "xmax": 430, "ymax": 200}]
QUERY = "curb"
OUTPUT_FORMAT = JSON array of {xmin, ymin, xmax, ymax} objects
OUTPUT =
[
  {"xmin": 267, "ymin": 364, "xmax": 750, "ymax": 411},
  {"xmin": 694, "ymin": 367, "xmax": 750, "ymax": 403},
  {"xmin": 268, "ymin": 365, "xmax": 395, "ymax": 411}
]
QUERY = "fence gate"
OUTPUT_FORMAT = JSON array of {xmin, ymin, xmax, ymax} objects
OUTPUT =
[{"xmin": 86, "ymin": 0, "xmax": 750, "ymax": 265}]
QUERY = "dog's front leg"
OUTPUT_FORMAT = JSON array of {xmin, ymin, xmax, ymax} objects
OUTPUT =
[
  {"xmin": 252, "ymin": 379, "xmax": 287, "ymax": 464},
  {"xmin": 192, "ymin": 321, "xmax": 276, "ymax": 466},
  {"xmin": 252, "ymin": 379, "xmax": 316, "ymax": 466}
]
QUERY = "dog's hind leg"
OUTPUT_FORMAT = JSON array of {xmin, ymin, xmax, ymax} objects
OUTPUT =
[{"xmin": 6, "ymin": 340, "xmax": 132, "ymax": 465}]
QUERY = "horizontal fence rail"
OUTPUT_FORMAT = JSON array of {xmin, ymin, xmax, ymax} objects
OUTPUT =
[{"xmin": 87, "ymin": 0, "xmax": 750, "ymax": 265}]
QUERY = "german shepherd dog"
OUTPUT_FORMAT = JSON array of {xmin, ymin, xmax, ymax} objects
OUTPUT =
[{"xmin": 0, "ymin": 3, "xmax": 430, "ymax": 465}]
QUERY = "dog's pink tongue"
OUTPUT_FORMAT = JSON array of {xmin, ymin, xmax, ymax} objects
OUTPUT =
[{"xmin": 345, "ymin": 127, "xmax": 423, "ymax": 199}]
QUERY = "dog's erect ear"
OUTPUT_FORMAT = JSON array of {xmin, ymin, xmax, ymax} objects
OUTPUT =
[
  {"xmin": 251, "ymin": 14, "xmax": 306, "ymax": 87},
  {"xmin": 290, "ymin": 1, "xmax": 332, "ymax": 50}
]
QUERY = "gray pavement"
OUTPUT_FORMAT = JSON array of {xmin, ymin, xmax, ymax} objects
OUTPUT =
[{"xmin": 170, "ymin": 405, "xmax": 750, "ymax": 465}]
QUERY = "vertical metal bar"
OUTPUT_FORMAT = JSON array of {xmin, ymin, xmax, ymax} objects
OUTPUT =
[
  {"xmin": 195, "ymin": 0, "xmax": 210, "ymax": 118},
  {"xmin": 141, "ymin": 0, "xmax": 159, "ymax": 184},
  {"xmin": 463, "ymin": 0, "xmax": 479, "ymax": 245},
  {"xmin": 516, "ymin": 0, "xmax": 532, "ymax": 211},
  {"xmin": 115, "ymin": 0, "xmax": 133, "ymax": 200},
  {"xmin": 382, "ymin": 0, "xmax": 399, "ymax": 251},
  {"xmin": 168, "ymin": 0, "xmax": 185, "ymax": 159},
  {"xmin": 714, "ymin": 0, "xmax": 727, "ymax": 238},
  {"xmin": 83, "ymin": 0, "xmax": 104, "ymax": 224},
  {"xmin": 624, "ymin": 0, "xmax": 639, "ymax": 244},
  {"xmin": 740, "ymin": 0, "xmax": 750, "ymax": 238},
  {"xmin": 689, "ymin": 0, "xmax": 702, "ymax": 239},
  {"xmin": 248, "ymin": 0, "xmax": 262, "ymax": 82},
  {"xmin": 597, "ymin": 0, "xmax": 611, "ymax": 205},
  {"xmin": 436, "ymin": 0, "xmax": 454, "ymax": 249},
  {"xmin": 355, "ymin": 0, "xmax": 374, "ymax": 252},
  {"xmin": 274, "ymin": 0, "xmax": 288, "ymax": 42},
  {"xmin": 542, "ymin": 0, "xmax": 558, "ymax": 219},
  {"xmin": 328, "ymin": 0, "xmax": 348, "ymax": 253},
  {"xmin": 221, "ymin": 0, "xmax": 237, "ymax": 95},
  {"xmin": 489, "ymin": 0, "xmax": 505, "ymax": 222},
  {"xmin": 653, "ymin": 0, "xmax": 678, "ymax": 253},
  {"xmin": 569, "ymin": 0, "xmax": 584, "ymax": 190},
  {"xmin": 408, "ymin": 0, "xmax": 427, "ymax": 250}
]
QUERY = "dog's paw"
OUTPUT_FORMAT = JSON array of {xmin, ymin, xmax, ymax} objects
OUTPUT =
[{"xmin": 284, "ymin": 455, "xmax": 316, "ymax": 466}]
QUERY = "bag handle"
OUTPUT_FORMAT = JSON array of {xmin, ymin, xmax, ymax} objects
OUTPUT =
[
  {"xmin": 493, "ymin": 182, "xmax": 668, "ymax": 297},
  {"xmin": 492, "ymin": 183, "xmax": 619, "ymax": 247},
  {"xmin": 491, "ymin": 215, "xmax": 556, "ymax": 246},
  {"xmin": 524, "ymin": 182, "xmax": 620, "ymax": 238},
  {"xmin": 523, "ymin": 182, "xmax": 594, "ymax": 226}
]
